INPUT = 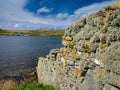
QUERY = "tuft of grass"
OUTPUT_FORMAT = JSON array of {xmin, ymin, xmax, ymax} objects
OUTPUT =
[{"xmin": 9, "ymin": 82, "xmax": 56, "ymax": 90}]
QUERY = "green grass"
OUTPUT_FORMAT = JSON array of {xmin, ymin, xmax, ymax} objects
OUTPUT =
[
  {"xmin": 9, "ymin": 82, "xmax": 56, "ymax": 90},
  {"xmin": 30, "ymin": 30, "xmax": 64, "ymax": 36},
  {"xmin": 0, "ymin": 30, "xmax": 64, "ymax": 36}
]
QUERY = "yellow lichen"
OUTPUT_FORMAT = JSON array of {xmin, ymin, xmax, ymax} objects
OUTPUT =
[
  {"xmin": 70, "ymin": 52, "xmax": 78, "ymax": 59},
  {"xmin": 102, "ymin": 18, "xmax": 107, "ymax": 24},
  {"xmin": 62, "ymin": 47, "xmax": 69, "ymax": 54},
  {"xmin": 114, "ymin": 2, "xmax": 120, "ymax": 7},
  {"xmin": 62, "ymin": 39, "xmax": 68, "ymax": 46},
  {"xmin": 105, "ymin": 10, "xmax": 113, "ymax": 15},
  {"xmin": 62, "ymin": 36, "xmax": 74, "ymax": 46},
  {"xmin": 65, "ymin": 35, "xmax": 73, "ymax": 41},
  {"xmin": 84, "ymin": 52, "xmax": 90, "ymax": 57},
  {"xmin": 83, "ymin": 44, "xmax": 90, "ymax": 57},
  {"xmin": 99, "ymin": 67, "xmax": 105, "ymax": 78},
  {"xmin": 61, "ymin": 47, "xmax": 67, "ymax": 54},
  {"xmin": 64, "ymin": 53, "xmax": 69, "ymax": 65},
  {"xmin": 69, "ymin": 40, "xmax": 74, "ymax": 46},
  {"xmin": 58, "ymin": 65, "xmax": 62, "ymax": 70},
  {"xmin": 75, "ymin": 69, "xmax": 81, "ymax": 77},
  {"xmin": 61, "ymin": 48, "xmax": 64, "ymax": 54},
  {"xmin": 77, "ymin": 72, "xmax": 81, "ymax": 77},
  {"xmin": 101, "ymin": 43, "xmax": 108, "ymax": 47},
  {"xmin": 101, "ymin": 39, "xmax": 109, "ymax": 47},
  {"xmin": 51, "ymin": 53, "xmax": 55, "ymax": 57}
]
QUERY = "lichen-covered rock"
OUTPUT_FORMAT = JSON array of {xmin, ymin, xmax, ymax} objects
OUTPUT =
[{"xmin": 36, "ymin": 2, "xmax": 120, "ymax": 90}]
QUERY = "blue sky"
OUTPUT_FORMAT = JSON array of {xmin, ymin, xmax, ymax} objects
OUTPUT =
[{"xmin": 0, "ymin": 0, "xmax": 118, "ymax": 30}]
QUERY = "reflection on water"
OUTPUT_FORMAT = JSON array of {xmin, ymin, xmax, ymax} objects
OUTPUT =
[{"xmin": 0, "ymin": 36, "xmax": 62, "ymax": 79}]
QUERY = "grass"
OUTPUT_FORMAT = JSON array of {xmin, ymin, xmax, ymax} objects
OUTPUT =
[
  {"xmin": 0, "ymin": 30, "xmax": 64, "ymax": 36},
  {"xmin": 9, "ymin": 82, "xmax": 56, "ymax": 90},
  {"xmin": 30, "ymin": 30, "xmax": 64, "ymax": 36}
]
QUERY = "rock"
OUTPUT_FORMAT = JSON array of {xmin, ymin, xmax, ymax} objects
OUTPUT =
[
  {"xmin": 103, "ymin": 84, "xmax": 119, "ymax": 90},
  {"xmin": 49, "ymin": 49, "xmax": 60, "ymax": 60},
  {"xmin": 36, "ymin": 2, "xmax": 120, "ymax": 90}
]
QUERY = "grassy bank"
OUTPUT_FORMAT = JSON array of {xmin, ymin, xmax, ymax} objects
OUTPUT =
[
  {"xmin": 0, "ymin": 30, "xmax": 64, "ymax": 36},
  {"xmin": 9, "ymin": 82, "xmax": 56, "ymax": 90}
]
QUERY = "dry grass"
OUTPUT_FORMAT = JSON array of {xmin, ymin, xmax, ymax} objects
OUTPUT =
[{"xmin": 0, "ymin": 80, "xmax": 17, "ymax": 90}]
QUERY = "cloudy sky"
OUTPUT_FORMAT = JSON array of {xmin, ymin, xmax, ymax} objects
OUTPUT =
[{"xmin": 0, "ymin": 0, "xmax": 118, "ymax": 30}]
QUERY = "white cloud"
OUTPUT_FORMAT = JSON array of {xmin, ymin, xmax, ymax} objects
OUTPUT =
[
  {"xmin": 74, "ymin": 1, "xmax": 112, "ymax": 15},
  {"xmin": 56, "ymin": 13, "xmax": 69, "ymax": 19},
  {"xmin": 0, "ymin": 0, "xmax": 58, "ymax": 25},
  {"xmin": 0, "ymin": 0, "xmax": 118, "ymax": 30},
  {"xmin": 14, "ymin": 24, "xmax": 19, "ymax": 28},
  {"xmin": 36, "ymin": 7, "xmax": 51, "ymax": 14},
  {"xmin": 66, "ymin": 0, "xmax": 118, "ymax": 24}
]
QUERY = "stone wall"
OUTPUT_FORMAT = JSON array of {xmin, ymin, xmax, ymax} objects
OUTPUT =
[{"xmin": 37, "ymin": 2, "xmax": 120, "ymax": 90}]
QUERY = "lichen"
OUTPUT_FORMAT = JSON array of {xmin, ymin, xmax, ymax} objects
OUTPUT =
[
  {"xmin": 114, "ymin": 2, "xmax": 120, "ymax": 7},
  {"xmin": 99, "ymin": 68, "xmax": 105, "ymax": 79},
  {"xmin": 105, "ymin": 10, "xmax": 113, "ymax": 15}
]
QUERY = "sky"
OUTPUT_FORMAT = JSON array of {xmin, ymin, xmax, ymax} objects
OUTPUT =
[{"xmin": 0, "ymin": 0, "xmax": 119, "ymax": 30}]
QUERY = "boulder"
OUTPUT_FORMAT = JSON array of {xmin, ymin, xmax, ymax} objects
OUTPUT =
[{"xmin": 36, "ymin": 2, "xmax": 120, "ymax": 90}]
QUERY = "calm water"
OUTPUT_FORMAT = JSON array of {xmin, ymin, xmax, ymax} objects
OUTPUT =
[{"xmin": 0, "ymin": 36, "xmax": 62, "ymax": 79}]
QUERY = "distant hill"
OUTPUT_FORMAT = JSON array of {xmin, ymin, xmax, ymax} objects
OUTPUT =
[{"xmin": 0, "ymin": 30, "xmax": 64, "ymax": 36}]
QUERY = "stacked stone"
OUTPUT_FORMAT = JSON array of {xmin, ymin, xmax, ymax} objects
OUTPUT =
[{"xmin": 37, "ymin": 2, "xmax": 120, "ymax": 90}]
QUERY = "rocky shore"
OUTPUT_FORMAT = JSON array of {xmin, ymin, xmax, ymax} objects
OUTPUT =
[
  {"xmin": 0, "ymin": 68, "xmax": 37, "ymax": 90},
  {"xmin": 37, "ymin": 2, "xmax": 120, "ymax": 90}
]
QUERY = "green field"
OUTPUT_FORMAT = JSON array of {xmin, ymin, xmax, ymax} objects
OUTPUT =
[{"xmin": 0, "ymin": 30, "xmax": 64, "ymax": 36}]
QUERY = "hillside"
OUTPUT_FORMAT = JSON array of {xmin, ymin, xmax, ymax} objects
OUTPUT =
[
  {"xmin": 0, "ymin": 30, "xmax": 64, "ymax": 36},
  {"xmin": 37, "ymin": 2, "xmax": 120, "ymax": 90}
]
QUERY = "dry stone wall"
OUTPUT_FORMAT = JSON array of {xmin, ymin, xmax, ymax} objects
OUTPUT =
[{"xmin": 37, "ymin": 2, "xmax": 120, "ymax": 90}]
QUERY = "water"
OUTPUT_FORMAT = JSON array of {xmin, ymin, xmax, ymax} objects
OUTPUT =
[{"xmin": 0, "ymin": 36, "xmax": 62, "ymax": 79}]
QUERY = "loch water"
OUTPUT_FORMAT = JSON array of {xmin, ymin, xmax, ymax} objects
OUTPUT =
[{"xmin": 0, "ymin": 36, "xmax": 62, "ymax": 79}]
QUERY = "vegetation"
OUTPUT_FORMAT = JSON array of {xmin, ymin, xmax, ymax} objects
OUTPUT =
[
  {"xmin": 31, "ymin": 30, "xmax": 64, "ymax": 36},
  {"xmin": 9, "ymin": 82, "xmax": 56, "ymax": 90},
  {"xmin": 0, "ymin": 29, "xmax": 64, "ymax": 36}
]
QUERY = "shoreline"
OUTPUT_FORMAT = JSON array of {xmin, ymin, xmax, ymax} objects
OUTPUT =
[
  {"xmin": 0, "ymin": 67, "xmax": 38, "ymax": 89},
  {"xmin": 0, "ymin": 30, "xmax": 64, "ymax": 36}
]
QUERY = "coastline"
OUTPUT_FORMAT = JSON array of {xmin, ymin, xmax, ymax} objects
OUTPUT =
[
  {"xmin": 0, "ymin": 30, "xmax": 64, "ymax": 36},
  {"xmin": 0, "ymin": 67, "xmax": 37, "ymax": 89}
]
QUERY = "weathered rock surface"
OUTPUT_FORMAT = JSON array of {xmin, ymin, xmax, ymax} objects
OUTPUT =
[{"xmin": 37, "ymin": 2, "xmax": 120, "ymax": 90}]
